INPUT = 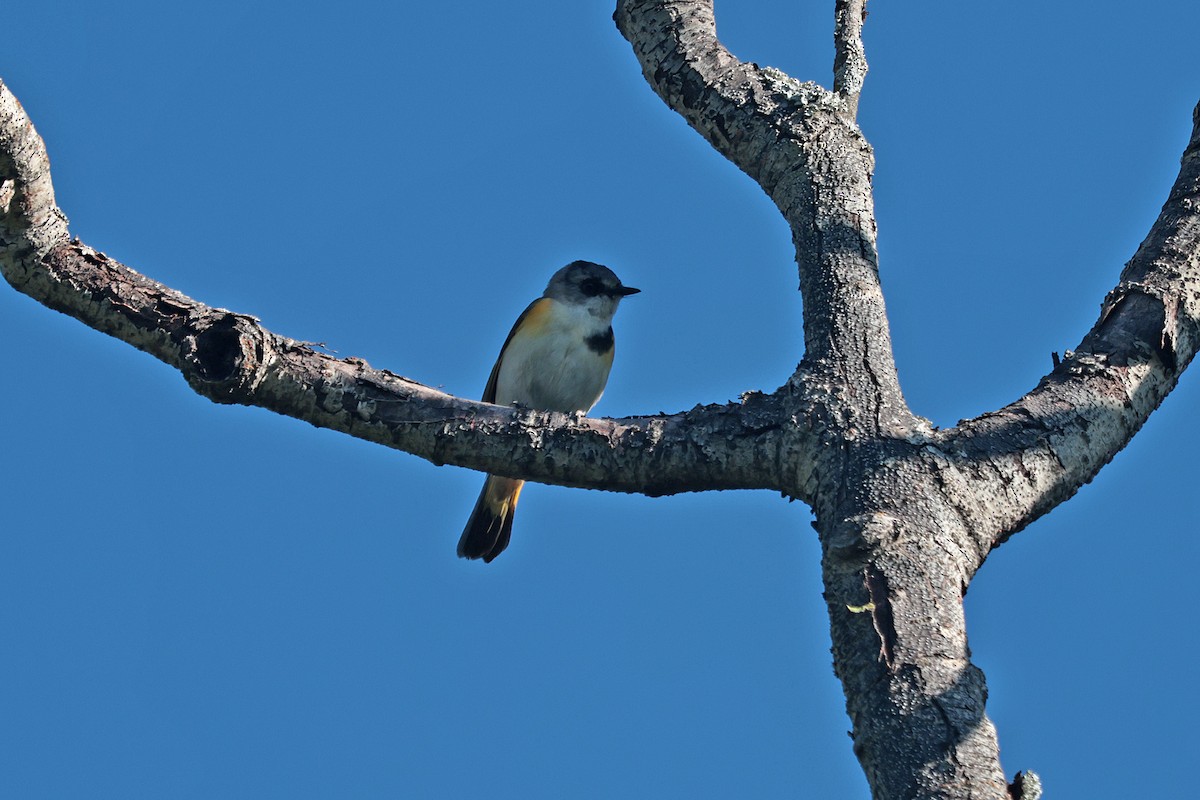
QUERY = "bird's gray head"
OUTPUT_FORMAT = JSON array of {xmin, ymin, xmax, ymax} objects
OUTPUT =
[{"xmin": 543, "ymin": 261, "xmax": 639, "ymax": 317}]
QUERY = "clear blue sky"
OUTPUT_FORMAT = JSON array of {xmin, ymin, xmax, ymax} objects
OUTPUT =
[{"xmin": 2, "ymin": 2, "xmax": 1197, "ymax": 798}]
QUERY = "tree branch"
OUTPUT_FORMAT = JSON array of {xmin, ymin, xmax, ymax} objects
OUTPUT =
[
  {"xmin": 0, "ymin": 80, "xmax": 69, "ymax": 263},
  {"xmin": 0, "ymin": 77, "xmax": 816, "ymax": 501},
  {"xmin": 614, "ymin": 0, "xmax": 912, "ymax": 436},
  {"xmin": 938, "ymin": 99, "xmax": 1200, "ymax": 558},
  {"xmin": 833, "ymin": 0, "xmax": 868, "ymax": 116},
  {"xmin": 10, "ymin": 4, "xmax": 1193, "ymax": 792}
]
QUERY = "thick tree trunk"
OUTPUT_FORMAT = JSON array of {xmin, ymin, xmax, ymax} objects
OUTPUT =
[{"xmin": 817, "ymin": 460, "xmax": 1007, "ymax": 799}]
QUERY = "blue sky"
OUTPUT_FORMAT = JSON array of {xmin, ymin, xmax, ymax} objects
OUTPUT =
[{"xmin": 2, "ymin": 2, "xmax": 1198, "ymax": 797}]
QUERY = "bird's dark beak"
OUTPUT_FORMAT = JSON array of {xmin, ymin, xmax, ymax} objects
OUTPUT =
[{"xmin": 617, "ymin": 285, "xmax": 640, "ymax": 297}]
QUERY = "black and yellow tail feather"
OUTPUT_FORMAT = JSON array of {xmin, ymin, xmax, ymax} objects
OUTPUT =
[{"xmin": 457, "ymin": 476, "xmax": 524, "ymax": 562}]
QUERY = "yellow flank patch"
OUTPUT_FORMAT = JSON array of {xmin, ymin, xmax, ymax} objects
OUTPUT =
[{"xmin": 514, "ymin": 297, "xmax": 555, "ymax": 338}]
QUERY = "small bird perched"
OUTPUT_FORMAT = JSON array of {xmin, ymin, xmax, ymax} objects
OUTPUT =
[{"xmin": 458, "ymin": 260, "xmax": 639, "ymax": 563}]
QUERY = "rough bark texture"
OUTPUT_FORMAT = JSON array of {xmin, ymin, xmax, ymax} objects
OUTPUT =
[
  {"xmin": 4, "ymin": 3, "xmax": 1200, "ymax": 798},
  {"xmin": 611, "ymin": 3, "xmax": 1200, "ymax": 798}
]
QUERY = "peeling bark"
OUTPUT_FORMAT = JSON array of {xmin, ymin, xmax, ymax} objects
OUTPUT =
[{"xmin": 3, "ymin": 2, "xmax": 1200, "ymax": 798}]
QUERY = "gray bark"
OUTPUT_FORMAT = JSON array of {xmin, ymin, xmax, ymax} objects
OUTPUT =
[{"xmin": 3, "ymin": 2, "xmax": 1199, "ymax": 798}]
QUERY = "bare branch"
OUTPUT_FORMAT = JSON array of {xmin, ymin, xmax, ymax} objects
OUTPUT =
[
  {"xmin": 10, "ymin": 8, "xmax": 1194, "ymax": 792},
  {"xmin": 615, "ymin": 0, "xmax": 913, "ymax": 436},
  {"xmin": 0, "ymin": 80, "xmax": 69, "ymax": 263},
  {"xmin": 0, "ymin": 78, "xmax": 811, "ymax": 501},
  {"xmin": 941, "ymin": 100, "xmax": 1200, "ymax": 557},
  {"xmin": 833, "ymin": 0, "xmax": 868, "ymax": 116}
]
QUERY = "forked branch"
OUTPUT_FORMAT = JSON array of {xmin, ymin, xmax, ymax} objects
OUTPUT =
[{"xmin": 615, "ymin": 0, "xmax": 911, "ymax": 434}]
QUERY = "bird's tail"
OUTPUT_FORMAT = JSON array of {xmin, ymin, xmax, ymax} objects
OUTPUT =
[{"xmin": 457, "ymin": 476, "xmax": 524, "ymax": 562}]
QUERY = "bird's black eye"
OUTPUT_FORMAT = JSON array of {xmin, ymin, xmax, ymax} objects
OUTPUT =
[{"xmin": 579, "ymin": 278, "xmax": 603, "ymax": 297}]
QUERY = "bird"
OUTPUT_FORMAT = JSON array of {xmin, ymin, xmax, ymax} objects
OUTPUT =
[{"xmin": 458, "ymin": 260, "xmax": 639, "ymax": 563}]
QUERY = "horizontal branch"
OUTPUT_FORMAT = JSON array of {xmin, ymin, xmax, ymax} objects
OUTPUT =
[
  {"xmin": 0, "ymin": 78, "xmax": 813, "ymax": 501},
  {"xmin": 939, "ymin": 100, "xmax": 1200, "ymax": 558}
]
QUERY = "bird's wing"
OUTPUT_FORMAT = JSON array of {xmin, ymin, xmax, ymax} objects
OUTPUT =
[{"xmin": 481, "ymin": 297, "xmax": 554, "ymax": 404}]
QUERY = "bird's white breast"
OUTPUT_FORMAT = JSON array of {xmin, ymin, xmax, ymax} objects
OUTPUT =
[{"xmin": 494, "ymin": 299, "xmax": 613, "ymax": 412}]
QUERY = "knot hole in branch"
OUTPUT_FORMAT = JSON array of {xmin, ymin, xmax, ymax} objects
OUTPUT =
[{"xmin": 185, "ymin": 314, "xmax": 265, "ymax": 401}]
